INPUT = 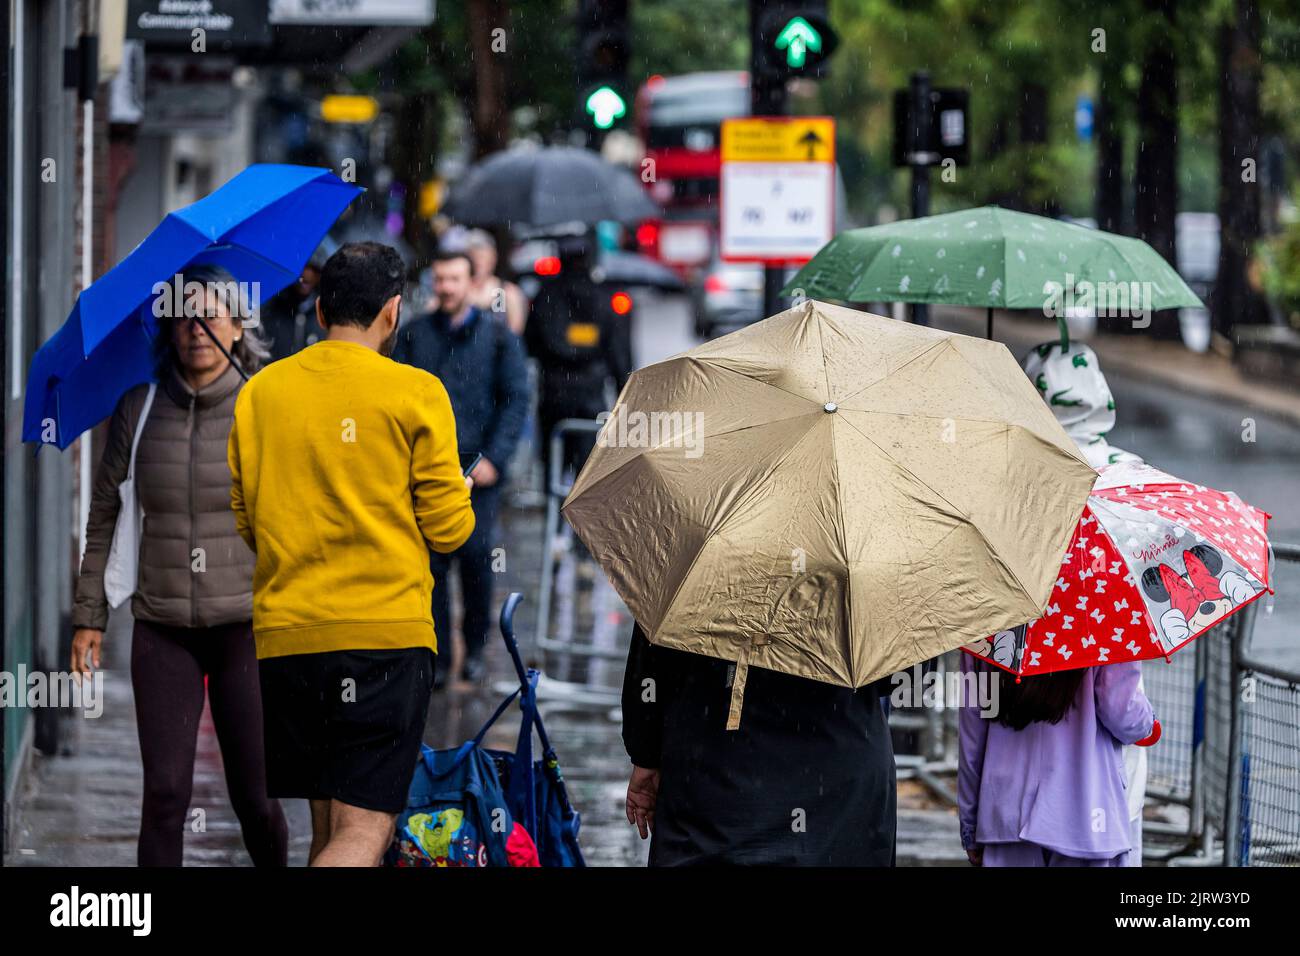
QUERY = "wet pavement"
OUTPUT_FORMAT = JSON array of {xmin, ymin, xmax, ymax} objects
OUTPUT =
[
  {"xmin": 5, "ymin": 607, "xmax": 314, "ymax": 866},
  {"xmin": 3, "ymin": 482, "xmax": 961, "ymax": 867},
  {"xmin": 8, "ymin": 290, "xmax": 1296, "ymax": 867}
]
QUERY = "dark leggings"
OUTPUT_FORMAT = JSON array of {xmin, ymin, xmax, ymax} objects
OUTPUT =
[{"xmin": 131, "ymin": 619, "xmax": 288, "ymax": 867}]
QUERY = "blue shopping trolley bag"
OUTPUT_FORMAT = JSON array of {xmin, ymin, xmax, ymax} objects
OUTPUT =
[{"xmin": 385, "ymin": 592, "xmax": 585, "ymax": 867}]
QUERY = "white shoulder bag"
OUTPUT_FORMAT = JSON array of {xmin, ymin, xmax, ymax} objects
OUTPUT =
[{"xmin": 104, "ymin": 383, "xmax": 157, "ymax": 609}]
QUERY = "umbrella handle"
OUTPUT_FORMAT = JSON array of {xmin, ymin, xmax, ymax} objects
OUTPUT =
[{"xmin": 191, "ymin": 314, "xmax": 249, "ymax": 382}]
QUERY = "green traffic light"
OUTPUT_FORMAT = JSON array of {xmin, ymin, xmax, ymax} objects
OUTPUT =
[
  {"xmin": 586, "ymin": 86, "xmax": 627, "ymax": 129},
  {"xmin": 774, "ymin": 16, "xmax": 823, "ymax": 69}
]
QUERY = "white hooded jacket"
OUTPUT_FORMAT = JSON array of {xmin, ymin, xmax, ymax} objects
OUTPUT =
[{"xmin": 1021, "ymin": 340, "xmax": 1141, "ymax": 469}]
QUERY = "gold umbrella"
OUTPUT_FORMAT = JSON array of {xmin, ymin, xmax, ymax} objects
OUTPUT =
[{"xmin": 562, "ymin": 299, "xmax": 1096, "ymax": 728}]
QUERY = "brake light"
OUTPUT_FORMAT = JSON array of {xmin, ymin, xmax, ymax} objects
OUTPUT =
[
  {"xmin": 534, "ymin": 256, "xmax": 561, "ymax": 276},
  {"xmin": 610, "ymin": 291, "xmax": 633, "ymax": 315},
  {"xmin": 635, "ymin": 221, "xmax": 659, "ymax": 251},
  {"xmin": 703, "ymin": 273, "xmax": 728, "ymax": 293}
]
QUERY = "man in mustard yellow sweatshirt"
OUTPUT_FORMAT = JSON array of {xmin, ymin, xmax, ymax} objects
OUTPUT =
[{"xmin": 229, "ymin": 241, "xmax": 475, "ymax": 867}]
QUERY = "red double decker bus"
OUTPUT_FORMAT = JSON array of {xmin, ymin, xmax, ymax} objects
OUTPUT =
[{"xmin": 634, "ymin": 71, "xmax": 749, "ymax": 277}]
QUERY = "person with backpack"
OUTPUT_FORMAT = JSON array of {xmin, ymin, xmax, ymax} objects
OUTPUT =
[
  {"xmin": 524, "ymin": 234, "xmax": 633, "ymax": 485},
  {"xmin": 392, "ymin": 249, "xmax": 530, "ymax": 685},
  {"xmin": 71, "ymin": 264, "xmax": 286, "ymax": 867}
]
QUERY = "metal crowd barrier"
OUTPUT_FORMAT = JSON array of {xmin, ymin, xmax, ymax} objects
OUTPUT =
[
  {"xmin": 532, "ymin": 418, "xmax": 628, "ymax": 709},
  {"xmin": 1138, "ymin": 607, "xmax": 1247, "ymax": 863},
  {"xmin": 889, "ymin": 544, "xmax": 1297, "ymax": 849},
  {"xmin": 1199, "ymin": 615, "xmax": 1237, "ymax": 860},
  {"xmin": 1143, "ymin": 642, "xmax": 1198, "ymax": 809},
  {"xmin": 1148, "ymin": 541, "xmax": 1300, "ymax": 867},
  {"xmin": 888, "ymin": 651, "xmax": 961, "ymax": 805},
  {"xmin": 1224, "ymin": 542, "xmax": 1300, "ymax": 867}
]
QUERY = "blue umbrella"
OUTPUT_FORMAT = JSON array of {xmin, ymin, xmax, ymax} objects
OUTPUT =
[{"xmin": 23, "ymin": 164, "xmax": 362, "ymax": 449}]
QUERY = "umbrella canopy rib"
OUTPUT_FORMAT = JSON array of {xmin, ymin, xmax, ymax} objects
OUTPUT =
[
  {"xmin": 832, "ymin": 337, "xmax": 948, "ymax": 408},
  {"xmin": 835, "ymin": 411, "xmax": 1037, "ymax": 611},
  {"xmin": 640, "ymin": 413, "xmax": 830, "ymax": 643}
]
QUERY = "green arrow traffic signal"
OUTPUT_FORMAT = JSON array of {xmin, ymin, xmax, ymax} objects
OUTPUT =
[
  {"xmin": 585, "ymin": 86, "xmax": 627, "ymax": 129},
  {"xmin": 774, "ymin": 16, "xmax": 823, "ymax": 69}
]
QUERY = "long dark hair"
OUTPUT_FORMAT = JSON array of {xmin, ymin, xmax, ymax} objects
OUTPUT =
[
  {"xmin": 152, "ymin": 264, "xmax": 270, "ymax": 379},
  {"xmin": 995, "ymin": 667, "xmax": 1086, "ymax": 730}
]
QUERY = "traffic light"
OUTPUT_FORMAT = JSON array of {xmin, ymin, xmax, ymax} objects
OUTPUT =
[
  {"xmin": 753, "ymin": 2, "xmax": 839, "ymax": 86},
  {"xmin": 891, "ymin": 86, "xmax": 970, "ymax": 168},
  {"xmin": 585, "ymin": 86, "xmax": 626, "ymax": 130},
  {"xmin": 576, "ymin": 0, "xmax": 630, "ymax": 134}
]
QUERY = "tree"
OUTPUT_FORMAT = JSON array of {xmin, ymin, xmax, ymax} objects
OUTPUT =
[
  {"xmin": 1133, "ymin": 0, "xmax": 1181, "ymax": 338},
  {"xmin": 1094, "ymin": 74, "xmax": 1125, "ymax": 233},
  {"xmin": 1213, "ymin": 0, "xmax": 1268, "ymax": 343},
  {"xmin": 1091, "ymin": 0, "xmax": 1142, "ymax": 234},
  {"xmin": 468, "ymin": 0, "xmax": 512, "ymax": 158},
  {"xmin": 823, "ymin": 0, "xmax": 1098, "ymax": 219},
  {"xmin": 629, "ymin": 0, "xmax": 748, "ymax": 77}
]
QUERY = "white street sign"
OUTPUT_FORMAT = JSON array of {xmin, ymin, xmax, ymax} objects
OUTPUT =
[{"xmin": 720, "ymin": 161, "xmax": 834, "ymax": 263}]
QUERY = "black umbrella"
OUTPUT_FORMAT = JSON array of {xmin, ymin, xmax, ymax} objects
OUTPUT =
[{"xmin": 442, "ymin": 146, "xmax": 659, "ymax": 228}]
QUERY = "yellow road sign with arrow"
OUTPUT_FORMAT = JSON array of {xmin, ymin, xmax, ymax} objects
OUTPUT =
[{"xmin": 721, "ymin": 117, "xmax": 835, "ymax": 163}]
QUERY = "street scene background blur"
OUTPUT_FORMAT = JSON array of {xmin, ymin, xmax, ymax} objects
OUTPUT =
[{"xmin": 5, "ymin": 0, "xmax": 1300, "ymax": 867}]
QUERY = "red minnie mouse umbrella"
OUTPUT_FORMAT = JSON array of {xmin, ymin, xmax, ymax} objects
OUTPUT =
[{"xmin": 965, "ymin": 460, "xmax": 1273, "ymax": 676}]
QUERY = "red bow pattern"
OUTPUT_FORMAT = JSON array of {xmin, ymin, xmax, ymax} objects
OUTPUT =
[
  {"xmin": 965, "ymin": 470, "xmax": 1271, "ymax": 677},
  {"xmin": 1159, "ymin": 551, "xmax": 1226, "ymax": 621}
]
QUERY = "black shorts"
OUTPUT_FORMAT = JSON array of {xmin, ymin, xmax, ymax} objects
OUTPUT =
[{"xmin": 259, "ymin": 647, "xmax": 434, "ymax": 814}]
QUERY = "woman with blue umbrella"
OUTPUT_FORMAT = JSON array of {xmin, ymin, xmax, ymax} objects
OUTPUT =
[
  {"xmin": 30, "ymin": 164, "xmax": 363, "ymax": 866},
  {"xmin": 69, "ymin": 265, "xmax": 285, "ymax": 866}
]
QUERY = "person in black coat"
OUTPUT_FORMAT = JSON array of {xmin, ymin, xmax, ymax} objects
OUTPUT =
[
  {"xmin": 622, "ymin": 621, "xmax": 898, "ymax": 866},
  {"xmin": 261, "ymin": 240, "xmax": 333, "ymax": 363},
  {"xmin": 523, "ymin": 235, "xmax": 632, "ymax": 483}
]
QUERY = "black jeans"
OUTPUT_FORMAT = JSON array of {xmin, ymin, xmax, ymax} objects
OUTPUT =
[
  {"xmin": 131, "ymin": 619, "xmax": 289, "ymax": 866},
  {"xmin": 430, "ymin": 485, "xmax": 500, "ymax": 675}
]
